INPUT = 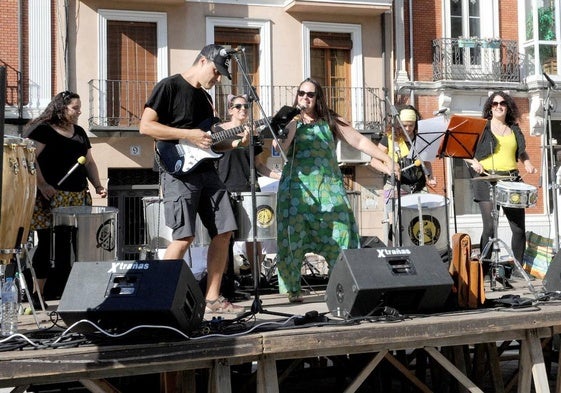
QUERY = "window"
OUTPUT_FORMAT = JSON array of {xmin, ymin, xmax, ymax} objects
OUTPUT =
[
  {"xmin": 450, "ymin": 0, "xmax": 482, "ymax": 68},
  {"xmin": 214, "ymin": 27, "xmax": 260, "ymax": 117},
  {"xmin": 523, "ymin": 0, "xmax": 559, "ymax": 76},
  {"xmin": 310, "ymin": 32, "xmax": 352, "ymax": 118},
  {"xmin": 106, "ymin": 21, "xmax": 157, "ymax": 127},
  {"xmin": 97, "ymin": 10, "xmax": 168, "ymax": 129},
  {"xmin": 302, "ymin": 22, "xmax": 364, "ymax": 127},
  {"xmin": 206, "ymin": 18, "xmax": 271, "ymax": 116}
]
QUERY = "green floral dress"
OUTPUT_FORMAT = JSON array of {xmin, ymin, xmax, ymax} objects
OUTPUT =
[{"xmin": 276, "ymin": 120, "xmax": 360, "ymax": 294}]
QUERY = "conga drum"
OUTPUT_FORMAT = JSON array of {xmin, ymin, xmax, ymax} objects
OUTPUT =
[{"xmin": 0, "ymin": 136, "xmax": 37, "ymax": 264}]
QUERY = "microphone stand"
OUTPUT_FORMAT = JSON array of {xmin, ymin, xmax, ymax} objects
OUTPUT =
[
  {"xmin": 385, "ymin": 96, "xmax": 401, "ymax": 246},
  {"xmin": 543, "ymin": 72, "xmax": 560, "ymax": 252},
  {"xmin": 228, "ymin": 50, "xmax": 292, "ymax": 319},
  {"xmin": 385, "ymin": 98, "xmax": 430, "ymax": 246}
]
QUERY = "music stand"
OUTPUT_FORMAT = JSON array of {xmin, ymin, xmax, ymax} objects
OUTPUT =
[
  {"xmin": 437, "ymin": 116, "xmax": 486, "ymax": 237},
  {"xmin": 437, "ymin": 116, "xmax": 487, "ymax": 159},
  {"xmin": 414, "ymin": 116, "xmax": 449, "ymax": 162}
]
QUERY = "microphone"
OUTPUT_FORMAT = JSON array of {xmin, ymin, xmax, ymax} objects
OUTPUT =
[
  {"xmin": 543, "ymin": 71, "xmax": 556, "ymax": 88},
  {"xmin": 220, "ymin": 47, "xmax": 244, "ymax": 56},
  {"xmin": 432, "ymin": 107, "xmax": 449, "ymax": 116},
  {"xmin": 401, "ymin": 159, "xmax": 422, "ymax": 171},
  {"xmin": 58, "ymin": 156, "xmax": 86, "ymax": 186},
  {"xmin": 270, "ymin": 105, "xmax": 303, "ymax": 133}
]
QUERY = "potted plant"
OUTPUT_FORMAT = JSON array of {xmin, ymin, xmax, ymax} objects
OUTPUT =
[
  {"xmin": 458, "ymin": 37, "xmax": 478, "ymax": 48},
  {"xmin": 481, "ymin": 38, "xmax": 501, "ymax": 49}
]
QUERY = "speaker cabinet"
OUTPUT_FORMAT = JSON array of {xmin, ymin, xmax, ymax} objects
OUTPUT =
[
  {"xmin": 325, "ymin": 246, "xmax": 453, "ymax": 318},
  {"xmin": 57, "ymin": 259, "xmax": 205, "ymax": 333},
  {"xmin": 544, "ymin": 252, "xmax": 561, "ymax": 291}
]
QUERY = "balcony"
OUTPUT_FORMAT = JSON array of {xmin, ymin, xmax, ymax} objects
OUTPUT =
[
  {"xmin": 87, "ymin": 80, "xmax": 386, "ymax": 134},
  {"xmin": 432, "ymin": 38, "xmax": 522, "ymax": 82}
]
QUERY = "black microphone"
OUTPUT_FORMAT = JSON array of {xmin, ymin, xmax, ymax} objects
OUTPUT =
[
  {"xmin": 543, "ymin": 71, "xmax": 556, "ymax": 88},
  {"xmin": 432, "ymin": 107, "xmax": 448, "ymax": 116},
  {"xmin": 58, "ymin": 156, "xmax": 86, "ymax": 186},
  {"xmin": 271, "ymin": 105, "xmax": 303, "ymax": 132},
  {"xmin": 220, "ymin": 47, "xmax": 244, "ymax": 57}
]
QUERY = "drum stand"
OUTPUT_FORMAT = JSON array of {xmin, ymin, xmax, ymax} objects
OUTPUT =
[
  {"xmin": 478, "ymin": 179, "xmax": 536, "ymax": 295},
  {"xmin": 1, "ymin": 244, "xmax": 44, "ymax": 329}
]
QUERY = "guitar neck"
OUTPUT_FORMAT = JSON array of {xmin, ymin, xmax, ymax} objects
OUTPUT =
[{"xmin": 211, "ymin": 117, "xmax": 272, "ymax": 143}]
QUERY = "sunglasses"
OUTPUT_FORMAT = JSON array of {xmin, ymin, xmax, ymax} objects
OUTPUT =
[
  {"xmin": 297, "ymin": 90, "xmax": 316, "ymax": 99},
  {"xmin": 491, "ymin": 101, "xmax": 507, "ymax": 108},
  {"xmin": 232, "ymin": 104, "xmax": 249, "ymax": 110}
]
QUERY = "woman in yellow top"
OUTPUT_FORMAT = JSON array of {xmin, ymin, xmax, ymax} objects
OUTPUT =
[{"xmin": 464, "ymin": 91, "xmax": 537, "ymax": 275}]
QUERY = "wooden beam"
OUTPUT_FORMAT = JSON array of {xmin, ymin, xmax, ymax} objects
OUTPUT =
[
  {"xmin": 424, "ymin": 347, "xmax": 483, "ymax": 393},
  {"xmin": 257, "ymin": 355, "xmax": 279, "ymax": 393},
  {"xmin": 344, "ymin": 350, "xmax": 387, "ymax": 393},
  {"xmin": 384, "ymin": 352, "xmax": 432, "ymax": 393},
  {"xmin": 526, "ymin": 330, "xmax": 550, "ymax": 393},
  {"xmin": 79, "ymin": 379, "xmax": 121, "ymax": 393},
  {"xmin": 209, "ymin": 359, "xmax": 232, "ymax": 393}
]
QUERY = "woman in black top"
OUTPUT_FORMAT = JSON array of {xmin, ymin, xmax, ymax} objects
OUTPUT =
[{"xmin": 24, "ymin": 91, "xmax": 106, "ymax": 307}]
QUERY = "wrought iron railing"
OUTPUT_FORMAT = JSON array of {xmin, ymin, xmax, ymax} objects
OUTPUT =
[
  {"xmin": 432, "ymin": 38, "xmax": 523, "ymax": 82},
  {"xmin": 87, "ymin": 79, "xmax": 386, "ymax": 133}
]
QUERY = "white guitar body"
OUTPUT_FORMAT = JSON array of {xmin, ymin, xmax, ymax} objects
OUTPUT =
[{"xmin": 175, "ymin": 137, "xmax": 223, "ymax": 174}]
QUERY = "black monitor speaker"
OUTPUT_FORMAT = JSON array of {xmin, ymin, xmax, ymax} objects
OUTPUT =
[
  {"xmin": 544, "ymin": 252, "xmax": 561, "ymax": 291},
  {"xmin": 57, "ymin": 259, "xmax": 205, "ymax": 333},
  {"xmin": 325, "ymin": 246, "xmax": 453, "ymax": 319}
]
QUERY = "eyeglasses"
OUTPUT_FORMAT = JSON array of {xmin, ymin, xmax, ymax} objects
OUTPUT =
[
  {"xmin": 297, "ymin": 90, "xmax": 316, "ymax": 99},
  {"xmin": 232, "ymin": 104, "xmax": 249, "ymax": 110},
  {"xmin": 492, "ymin": 101, "xmax": 507, "ymax": 108},
  {"xmin": 61, "ymin": 91, "xmax": 72, "ymax": 101}
]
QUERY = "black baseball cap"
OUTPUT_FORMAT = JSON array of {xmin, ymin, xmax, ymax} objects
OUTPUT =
[{"xmin": 200, "ymin": 44, "xmax": 231, "ymax": 80}]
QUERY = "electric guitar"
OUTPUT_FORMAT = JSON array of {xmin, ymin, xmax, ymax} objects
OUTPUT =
[{"xmin": 155, "ymin": 116, "xmax": 272, "ymax": 175}]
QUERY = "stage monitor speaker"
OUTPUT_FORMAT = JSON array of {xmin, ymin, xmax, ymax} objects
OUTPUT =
[
  {"xmin": 325, "ymin": 246, "xmax": 453, "ymax": 319},
  {"xmin": 544, "ymin": 252, "xmax": 561, "ymax": 292},
  {"xmin": 57, "ymin": 259, "xmax": 205, "ymax": 333}
]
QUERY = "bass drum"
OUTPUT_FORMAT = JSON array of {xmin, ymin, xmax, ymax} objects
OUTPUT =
[
  {"xmin": 142, "ymin": 196, "xmax": 210, "ymax": 249},
  {"xmin": 232, "ymin": 192, "xmax": 277, "ymax": 241},
  {"xmin": 400, "ymin": 193, "xmax": 449, "ymax": 253}
]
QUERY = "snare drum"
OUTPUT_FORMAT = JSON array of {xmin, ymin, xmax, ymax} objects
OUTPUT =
[
  {"xmin": 232, "ymin": 192, "xmax": 277, "ymax": 241},
  {"xmin": 0, "ymin": 137, "xmax": 36, "ymax": 262},
  {"xmin": 496, "ymin": 181, "xmax": 537, "ymax": 208}
]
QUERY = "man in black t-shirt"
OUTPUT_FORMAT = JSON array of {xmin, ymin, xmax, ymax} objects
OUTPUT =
[{"xmin": 140, "ymin": 44, "xmax": 245, "ymax": 315}]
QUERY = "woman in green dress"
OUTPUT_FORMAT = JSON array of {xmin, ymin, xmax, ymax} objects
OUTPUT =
[{"xmin": 274, "ymin": 78, "xmax": 397, "ymax": 303}]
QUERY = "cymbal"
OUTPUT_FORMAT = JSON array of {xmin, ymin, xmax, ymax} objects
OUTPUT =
[{"xmin": 471, "ymin": 174, "xmax": 512, "ymax": 182}]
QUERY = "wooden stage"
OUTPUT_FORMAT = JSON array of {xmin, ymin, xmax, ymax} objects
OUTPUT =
[{"xmin": 0, "ymin": 275, "xmax": 560, "ymax": 393}]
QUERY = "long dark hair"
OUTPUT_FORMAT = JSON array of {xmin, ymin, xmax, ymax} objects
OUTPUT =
[
  {"xmin": 24, "ymin": 90, "xmax": 80, "ymax": 135},
  {"xmin": 293, "ymin": 78, "xmax": 343, "ymax": 134},
  {"xmin": 482, "ymin": 91, "xmax": 519, "ymax": 125}
]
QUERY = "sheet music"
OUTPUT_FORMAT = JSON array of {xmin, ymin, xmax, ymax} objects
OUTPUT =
[{"xmin": 414, "ymin": 116, "xmax": 450, "ymax": 161}]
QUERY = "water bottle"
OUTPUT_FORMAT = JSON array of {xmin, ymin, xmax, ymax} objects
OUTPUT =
[{"xmin": 1, "ymin": 277, "xmax": 18, "ymax": 336}]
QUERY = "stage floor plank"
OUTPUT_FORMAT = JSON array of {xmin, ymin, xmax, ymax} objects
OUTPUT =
[{"xmin": 1, "ymin": 275, "xmax": 558, "ymax": 392}]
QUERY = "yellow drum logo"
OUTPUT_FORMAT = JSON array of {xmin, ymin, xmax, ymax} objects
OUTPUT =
[{"xmin": 256, "ymin": 205, "xmax": 275, "ymax": 228}]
